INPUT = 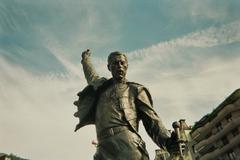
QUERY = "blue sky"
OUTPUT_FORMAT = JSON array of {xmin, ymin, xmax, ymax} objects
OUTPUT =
[{"xmin": 1, "ymin": 0, "xmax": 240, "ymax": 159}]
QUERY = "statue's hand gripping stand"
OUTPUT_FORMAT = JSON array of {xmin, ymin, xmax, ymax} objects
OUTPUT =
[{"xmin": 168, "ymin": 122, "xmax": 186, "ymax": 160}]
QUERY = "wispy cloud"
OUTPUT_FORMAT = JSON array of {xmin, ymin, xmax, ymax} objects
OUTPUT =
[
  {"xmin": 0, "ymin": 0, "xmax": 124, "ymax": 73},
  {"xmin": 1, "ymin": 0, "xmax": 240, "ymax": 159},
  {"xmin": 1, "ymin": 18, "xmax": 240, "ymax": 159},
  {"xmin": 129, "ymin": 20, "xmax": 240, "ymax": 57},
  {"xmin": 0, "ymin": 55, "xmax": 95, "ymax": 159},
  {"xmin": 126, "ymin": 21, "xmax": 240, "ymax": 125}
]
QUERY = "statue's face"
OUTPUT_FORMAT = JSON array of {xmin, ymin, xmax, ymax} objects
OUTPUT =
[{"xmin": 108, "ymin": 55, "xmax": 128, "ymax": 82}]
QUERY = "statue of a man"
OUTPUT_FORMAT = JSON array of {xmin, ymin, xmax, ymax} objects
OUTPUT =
[{"xmin": 74, "ymin": 50, "xmax": 178, "ymax": 160}]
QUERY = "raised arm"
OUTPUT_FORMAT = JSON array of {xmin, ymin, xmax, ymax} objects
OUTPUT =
[{"xmin": 81, "ymin": 49, "xmax": 99, "ymax": 84}]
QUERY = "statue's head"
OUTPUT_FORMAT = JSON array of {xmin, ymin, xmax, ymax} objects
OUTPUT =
[{"xmin": 107, "ymin": 51, "xmax": 128, "ymax": 82}]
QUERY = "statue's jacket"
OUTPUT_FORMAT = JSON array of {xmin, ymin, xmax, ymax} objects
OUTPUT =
[{"xmin": 73, "ymin": 77, "xmax": 170, "ymax": 149}]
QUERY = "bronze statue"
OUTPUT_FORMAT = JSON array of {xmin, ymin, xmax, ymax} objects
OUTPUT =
[{"xmin": 74, "ymin": 49, "xmax": 180, "ymax": 160}]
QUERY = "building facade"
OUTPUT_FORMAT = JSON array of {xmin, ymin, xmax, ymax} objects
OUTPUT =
[{"xmin": 190, "ymin": 89, "xmax": 240, "ymax": 160}]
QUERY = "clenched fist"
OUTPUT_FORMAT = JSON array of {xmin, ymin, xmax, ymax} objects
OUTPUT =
[{"xmin": 82, "ymin": 49, "xmax": 91, "ymax": 60}]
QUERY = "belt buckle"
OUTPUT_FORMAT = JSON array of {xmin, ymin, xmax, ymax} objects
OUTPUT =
[{"xmin": 109, "ymin": 128, "xmax": 114, "ymax": 136}]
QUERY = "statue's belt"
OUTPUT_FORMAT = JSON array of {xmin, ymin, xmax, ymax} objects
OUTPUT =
[{"xmin": 97, "ymin": 126, "xmax": 129, "ymax": 141}]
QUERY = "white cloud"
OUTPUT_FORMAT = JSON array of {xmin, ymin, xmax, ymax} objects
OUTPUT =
[
  {"xmin": 127, "ymin": 21, "xmax": 240, "ymax": 126},
  {"xmin": 0, "ymin": 56, "xmax": 96, "ymax": 160},
  {"xmin": 129, "ymin": 21, "xmax": 240, "ymax": 58},
  {"xmin": 123, "ymin": 22, "xmax": 240, "ymax": 158}
]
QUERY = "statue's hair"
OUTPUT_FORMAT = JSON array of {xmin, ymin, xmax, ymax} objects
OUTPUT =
[{"xmin": 107, "ymin": 51, "xmax": 128, "ymax": 64}]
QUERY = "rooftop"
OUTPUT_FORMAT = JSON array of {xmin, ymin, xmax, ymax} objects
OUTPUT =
[{"xmin": 191, "ymin": 88, "xmax": 240, "ymax": 133}]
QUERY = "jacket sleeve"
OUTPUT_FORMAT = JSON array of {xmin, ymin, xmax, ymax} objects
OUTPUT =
[
  {"xmin": 136, "ymin": 87, "xmax": 171, "ymax": 149},
  {"xmin": 81, "ymin": 56, "xmax": 100, "ymax": 85}
]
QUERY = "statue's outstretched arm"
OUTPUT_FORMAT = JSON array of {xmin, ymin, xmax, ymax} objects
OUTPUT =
[{"xmin": 81, "ymin": 49, "xmax": 100, "ymax": 84}]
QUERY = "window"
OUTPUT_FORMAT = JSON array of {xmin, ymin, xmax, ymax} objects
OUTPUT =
[
  {"xmin": 225, "ymin": 114, "xmax": 232, "ymax": 122},
  {"xmin": 216, "ymin": 122, "xmax": 223, "ymax": 131},
  {"xmin": 221, "ymin": 136, "xmax": 229, "ymax": 145},
  {"xmin": 227, "ymin": 150, "xmax": 236, "ymax": 160},
  {"xmin": 192, "ymin": 145, "xmax": 197, "ymax": 153},
  {"xmin": 231, "ymin": 128, "xmax": 239, "ymax": 137},
  {"xmin": 205, "ymin": 132, "xmax": 212, "ymax": 139}
]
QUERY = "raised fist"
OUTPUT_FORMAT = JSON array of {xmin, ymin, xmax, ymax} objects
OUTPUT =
[{"xmin": 82, "ymin": 49, "xmax": 91, "ymax": 60}]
